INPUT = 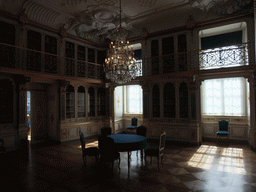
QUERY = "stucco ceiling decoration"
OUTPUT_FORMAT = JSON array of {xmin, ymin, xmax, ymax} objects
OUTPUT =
[
  {"xmin": 65, "ymin": 0, "xmax": 190, "ymax": 41},
  {"xmin": 191, "ymin": 0, "xmax": 252, "ymax": 15},
  {"xmin": 66, "ymin": 4, "xmax": 132, "ymax": 41},
  {"xmin": 135, "ymin": 0, "xmax": 157, "ymax": 7},
  {"xmin": 23, "ymin": 0, "xmax": 73, "ymax": 29},
  {"xmin": 94, "ymin": 0, "xmax": 118, "ymax": 4},
  {"xmin": 211, "ymin": 0, "xmax": 252, "ymax": 15},
  {"xmin": 60, "ymin": 0, "xmax": 86, "ymax": 7},
  {"xmin": 23, "ymin": 1, "xmax": 61, "ymax": 28}
]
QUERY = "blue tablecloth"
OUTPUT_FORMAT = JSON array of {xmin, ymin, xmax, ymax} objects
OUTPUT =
[{"xmin": 108, "ymin": 134, "xmax": 147, "ymax": 152}]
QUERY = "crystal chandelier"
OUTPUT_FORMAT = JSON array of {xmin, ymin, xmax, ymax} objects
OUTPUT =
[{"xmin": 104, "ymin": 0, "xmax": 137, "ymax": 84}]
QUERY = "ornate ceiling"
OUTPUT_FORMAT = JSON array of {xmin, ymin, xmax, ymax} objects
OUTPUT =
[{"xmin": 0, "ymin": 0, "xmax": 252, "ymax": 43}]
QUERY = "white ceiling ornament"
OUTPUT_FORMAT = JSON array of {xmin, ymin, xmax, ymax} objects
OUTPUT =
[
  {"xmin": 65, "ymin": 4, "xmax": 132, "ymax": 41},
  {"xmin": 135, "ymin": 0, "xmax": 157, "ymax": 7},
  {"xmin": 211, "ymin": 0, "xmax": 252, "ymax": 15},
  {"xmin": 191, "ymin": 0, "xmax": 252, "ymax": 15}
]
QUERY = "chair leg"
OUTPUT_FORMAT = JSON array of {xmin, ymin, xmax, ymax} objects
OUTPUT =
[
  {"xmin": 83, "ymin": 155, "xmax": 87, "ymax": 166},
  {"xmin": 158, "ymin": 156, "xmax": 160, "ymax": 170},
  {"xmin": 95, "ymin": 155, "xmax": 99, "ymax": 165},
  {"xmin": 161, "ymin": 155, "xmax": 164, "ymax": 167}
]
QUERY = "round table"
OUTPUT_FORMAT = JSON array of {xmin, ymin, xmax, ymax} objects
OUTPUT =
[{"xmin": 108, "ymin": 134, "xmax": 147, "ymax": 168}]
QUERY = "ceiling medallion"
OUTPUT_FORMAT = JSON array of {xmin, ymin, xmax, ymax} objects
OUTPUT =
[
  {"xmin": 104, "ymin": 0, "xmax": 138, "ymax": 84},
  {"xmin": 65, "ymin": 4, "xmax": 132, "ymax": 41}
]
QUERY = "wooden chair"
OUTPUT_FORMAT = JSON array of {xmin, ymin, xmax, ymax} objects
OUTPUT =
[
  {"xmin": 79, "ymin": 132, "xmax": 99, "ymax": 166},
  {"xmin": 127, "ymin": 117, "xmax": 138, "ymax": 129},
  {"xmin": 0, "ymin": 139, "xmax": 6, "ymax": 153},
  {"xmin": 127, "ymin": 117, "xmax": 138, "ymax": 133},
  {"xmin": 145, "ymin": 131, "xmax": 166, "ymax": 169},
  {"xmin": 136, "ymin": 125, "xmax": 147, "ymax": 157},
  {"xmin": 98, "ymin": 136, "xmax": 120, "ymax": 170},
  {"xmin": 100, "ymin": 127, "xmax": 112, "ymax": 137}
]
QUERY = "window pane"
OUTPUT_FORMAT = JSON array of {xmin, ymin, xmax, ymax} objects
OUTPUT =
[
  {"xmin": 202, "ymin": 77, "xmax": 246, "ymax": 116},
  {"xmin": 125, "ymin": 85, "xmax": 142, "ymax": 114}
]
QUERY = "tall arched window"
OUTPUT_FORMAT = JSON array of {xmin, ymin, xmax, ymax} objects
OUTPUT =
[
  {"xmin": 88, "ymin": 87, "xmax": 95, "ymax": 117},
  {"xmin": 98, "ymin": 87, "xmax": 106, "ymax": 116},
  {"xmin": 27, "ymin": 30, "xmax": 41, "ymax": 71},
  {"xmin": 77, "ymin": 45, "xmax": 86, "ymax": 77},
  {"xmin": 66, "ymin": 85, "xmax": 75, "ymax": 119},
  {"xmin": 164, "ymin": 82, "xmax": 175, "ymax": 118},
  {"xmin": 78, "ymin": 86, "xmax": 85, "ymax": 118},
  {"xmin": 45, "ymin": 35, "xmax": 57, "ymax": 74},
  {"xmin": 151, "ymin": 40, "xmax": 159, "ymax": 75},
  {"xmin": 179, "ymin": 82, "xmax": 188, "ymax": 118},
  {"xmin": 178, "ymin": 34, "xmax": 187, "ymax": 71},
  {"xmin": 162, "ymin": 37, "xmax": 174, "ymax": 73},
  {"xmin": 0, "ymin": 21, "xmax": 15, "ymax": 68},
  {"xmin": 65, "ymin": 41, "xmax": 75, "ymax": 76},
  {"xmin": 152, "ymin": 84, "xmax": 160, "ymax": 117}
]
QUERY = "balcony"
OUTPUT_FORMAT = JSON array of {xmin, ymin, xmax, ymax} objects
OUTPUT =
[
  {"xmin": 141, "ymin": 42, "xmax": 254, "ymax": 77},
  {"xmin": 0, "ymin": 42, "xmax": 254, "ymax": 81},
  {"xmin": 0, "ymin": 42, "xmax": 104, "ymax": 82}
]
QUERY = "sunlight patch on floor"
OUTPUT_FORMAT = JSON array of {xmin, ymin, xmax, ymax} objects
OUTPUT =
[{"xmin": 187, "ymin": 145, "xmax": 246, "ymax": 174}]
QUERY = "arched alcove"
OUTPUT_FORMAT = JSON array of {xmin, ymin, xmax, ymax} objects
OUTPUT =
[{"xmin": 152, "ymin": 84, "xmax": 160, "ymax": 117}]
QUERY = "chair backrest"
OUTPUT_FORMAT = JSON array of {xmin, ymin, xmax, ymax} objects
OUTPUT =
[
  {"xmin": 101, "ymin": 127, "xmax": 112, "ymax": 137},
  {"xmin": 159, "ymin": 132, "xmax": 166, "ymax": 155},
  {"xmin": 131, "ymin": 117, "xmax": 138, "ymax": 126},
  {"xmin": 79, "ymin": 132, "xmax": 86, "ymax": 151},
  {"xmin": 0, "ymin": 139, "xmax": 6, "ymax": 153},
  {"xmin": 219, "ymin": 120, "xmax": 228, "ymax": 131},
  {"xmin": 98, "ymin": 136, "xmax": 116, "ymax": 160},
  {"xmin": 136, "ymin": 125, "xmax": 147, "ymax": 137},
  {"xmin": 0, "ymin": 139, "xmax": 4, "ymax": 147}
]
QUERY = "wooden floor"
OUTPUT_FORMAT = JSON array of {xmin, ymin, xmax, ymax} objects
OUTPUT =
[{"xmin": 1, "ymin": 136, "xmax": 256, "ymax": 192}]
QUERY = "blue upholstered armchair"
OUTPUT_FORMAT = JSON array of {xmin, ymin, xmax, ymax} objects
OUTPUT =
[
  {"xmin": 79, "ymin": 132, "xmax": 99, "ymax": 166},
  {"xmin": 145, "ymin": 131, "xmax": 166, "ymax": 169},
  {"xmin": 127, "ymin": 117, "xmax": 138, "ymax": 130},
  {"xmin": 216, "ymin": 120, "xmax": 229, "ymax": 141}
]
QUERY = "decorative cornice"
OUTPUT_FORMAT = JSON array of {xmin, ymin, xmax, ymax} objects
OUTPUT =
[{"xmin": 128, "ymin": 9, "xmax": 253, "ymax": 42}]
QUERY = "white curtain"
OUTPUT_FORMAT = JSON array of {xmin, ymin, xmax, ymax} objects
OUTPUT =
[
  {"xmin": 125, "ymin": 85, "xmax": 143, "ymax": 114},
  {"xmin": 201, "ymin": 77, "xmax": 247, "ymax": 116}
]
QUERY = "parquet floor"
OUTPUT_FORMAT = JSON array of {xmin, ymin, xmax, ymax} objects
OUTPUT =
[{"xmin": 1, "ymin": 136, "xmax": 256, "ymax": 192}]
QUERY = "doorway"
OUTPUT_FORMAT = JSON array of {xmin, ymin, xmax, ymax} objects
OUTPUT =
[
  {"xmin": 27, "ymin": 89, "xmax": 48, "ymax": 145},
  {"xmin": 27, "ymin": 91, "xmax": 31, "ymax": 140}
]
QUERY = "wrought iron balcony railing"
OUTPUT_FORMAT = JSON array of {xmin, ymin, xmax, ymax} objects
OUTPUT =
[
  {"xmin": 0, "ymin": 42, "xmax": 104, "ymax": 80},
  {"xmin": 0, "ymin": 42, "xmax": 253, "ymax": 80},
  {"xmin": 141, "ymin": 42, "xmax": 253, "ymax": 76}
]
